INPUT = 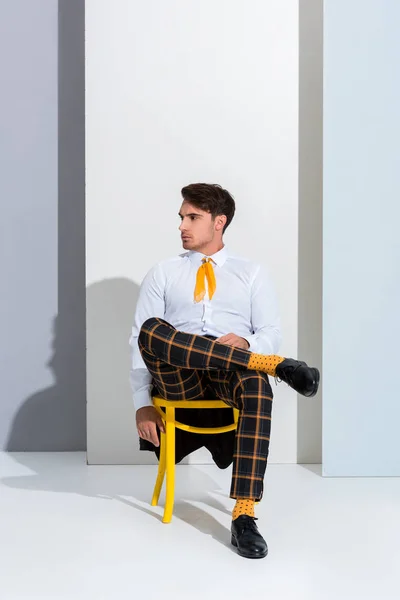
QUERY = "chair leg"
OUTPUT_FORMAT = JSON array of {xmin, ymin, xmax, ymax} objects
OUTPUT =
[
  {"xmin": 162, "ymin": 406, "xmax": 175, "ymax": 524},
  {"xmin": 151, "ymin": 430, "xmax": 166, "ymax": 507}
]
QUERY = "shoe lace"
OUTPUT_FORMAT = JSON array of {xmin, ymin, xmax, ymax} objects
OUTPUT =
[
  {"xmin": 275, "ymin": 363, "xmax": 299, "ymax": 388},
  {"xmin": 239, "ymin": 516, "xmax": 259, "ymax": 534}
]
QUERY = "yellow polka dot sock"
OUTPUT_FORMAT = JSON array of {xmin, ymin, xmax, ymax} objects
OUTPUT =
[
  {"xmin": 232, "ymin": 498, "xmax": 256, "ymax": 520},
  {"xmin": 247, "ymin": 353, "xmax": 285, "ymax": 377}
]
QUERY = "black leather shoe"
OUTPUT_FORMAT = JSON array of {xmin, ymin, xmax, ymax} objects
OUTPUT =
[
  {"xmin": 275, "ymin": 359, "xmax": 320, "ymax": 397},
  {"xmin": 231, "ymin": 515, "xmax": 268, "ymax": 559}
]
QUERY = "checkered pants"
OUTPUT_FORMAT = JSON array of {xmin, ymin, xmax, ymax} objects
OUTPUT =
[{"xmin": 138, "ymin": 317, "xmax": 273, "ymax": 501}]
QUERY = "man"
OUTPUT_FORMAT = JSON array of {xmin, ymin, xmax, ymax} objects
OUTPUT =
[{"xmin": 129, "ymin": 183, "xmax": 319, "ymax": 559}]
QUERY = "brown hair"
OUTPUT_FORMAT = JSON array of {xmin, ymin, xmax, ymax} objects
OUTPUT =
[{"xmin": 181, "ymin": 183, "xmax": 236, "ymax": 233}]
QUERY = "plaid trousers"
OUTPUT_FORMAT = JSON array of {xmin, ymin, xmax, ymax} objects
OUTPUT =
[{"xmin": 138, "ymin": 317, "xmax": 273, "ymax": 501}]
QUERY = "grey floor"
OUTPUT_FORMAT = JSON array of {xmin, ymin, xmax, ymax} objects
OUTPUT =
[{"xmin": 1, "ymin": 452, "xmax": 400, "ymax": 600}]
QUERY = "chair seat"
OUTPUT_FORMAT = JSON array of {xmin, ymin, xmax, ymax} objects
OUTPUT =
[
  {"xmin": 152, "ymin": 396, "xmax": 233, "ymax": 409},
  {"xmin": 153, "ymin": 395, "xmax": 238, "ymax": 435}
]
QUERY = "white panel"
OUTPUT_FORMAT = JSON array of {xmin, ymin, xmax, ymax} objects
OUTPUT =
[{"xmin": 86, "ymin": 0, "xmax": 299, "ymax": 463}]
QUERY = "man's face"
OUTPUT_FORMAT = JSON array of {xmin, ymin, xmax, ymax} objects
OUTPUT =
[{"xmin": 178, "ymin": 201, "xmax": 216, "ymax": 252}]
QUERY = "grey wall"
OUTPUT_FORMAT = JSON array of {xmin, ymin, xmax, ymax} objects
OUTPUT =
[
  {"xmin": 323, "ymin": 0, "xmax": 400, "ymax": 475},
  {"xmin": 297, "ymin": 0, "xmax": 323, "ymax": 463},
  {"xmin": 0, "ymin": 0, "xmax": 85, "ymax": 451}
]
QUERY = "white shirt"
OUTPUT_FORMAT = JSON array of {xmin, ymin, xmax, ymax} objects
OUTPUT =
[{"xmin": 129, "ymin": 246, "xmax": 281, "ymax": 411}]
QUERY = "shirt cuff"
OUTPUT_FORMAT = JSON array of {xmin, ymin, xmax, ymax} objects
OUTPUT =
[
  {"xmin": 133, "ymin": 388, "xmax": 154, "ymax": 411},
  {"xmin": 242, "ymin": 335, "xmax": 259, "ymax": 353}
]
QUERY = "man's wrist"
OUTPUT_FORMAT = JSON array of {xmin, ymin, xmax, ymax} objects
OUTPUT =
[{"xmin": 241, "ymin": 337, "xmax": 250, "ymax": 349}]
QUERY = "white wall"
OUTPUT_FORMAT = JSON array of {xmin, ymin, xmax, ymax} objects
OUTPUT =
[
  {"xmin": 86, "ymin": 0, "xmax": 300, "ymax": 464},
  {"xmin": 323, "ymin": 0, "xmax": 400, "ymax": 475}
]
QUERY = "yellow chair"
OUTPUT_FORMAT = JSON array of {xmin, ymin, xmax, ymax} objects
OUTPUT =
[{"xmin": 151, "ymin": 395, "xmax": 239, "ymax": 523}]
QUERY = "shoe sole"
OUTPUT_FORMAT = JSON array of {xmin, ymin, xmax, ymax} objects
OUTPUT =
[
  {"xmin": 231, "ymin": 535, "xmax": 268, "ymax": 559},
  {"xmin": 305, "ymin": 368, "xmax": 320, "ymax": 397}
]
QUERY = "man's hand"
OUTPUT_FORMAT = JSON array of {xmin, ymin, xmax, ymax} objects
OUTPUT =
[
  {"xmin": 216, "ymin": 333, "xmax": 250, "ymax": 350},
  {"xmin": 136, "ymin": 406, "xmax": 165, "ymax": 447}
]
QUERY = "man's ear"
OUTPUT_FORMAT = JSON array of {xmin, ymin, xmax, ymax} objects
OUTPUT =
[{"xmin": 216, "ymin": 214, "xmax": 227, "ymax": 231}]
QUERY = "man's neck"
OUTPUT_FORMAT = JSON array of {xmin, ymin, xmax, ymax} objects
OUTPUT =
[{"xmin": 195, "ymin": 242, "xmax": 225, "ymax": 257}]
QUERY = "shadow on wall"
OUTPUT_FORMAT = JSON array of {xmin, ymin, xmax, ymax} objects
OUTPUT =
[
  {"xmin": 86, "ymin": 277, "xmax": 159, "ymax": 465},
  {"xmin": 5, "ymin": 310, "xmax": 86, "ymax": 451},
  {"xmin": 5, "ymin": 277, "xmax": 148, "ymax": 461}
]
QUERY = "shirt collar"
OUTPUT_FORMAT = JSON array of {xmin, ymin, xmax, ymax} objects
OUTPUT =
[{"xmin": 187, "ymin": 246, "xmax": 228, "ymax": 267}]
